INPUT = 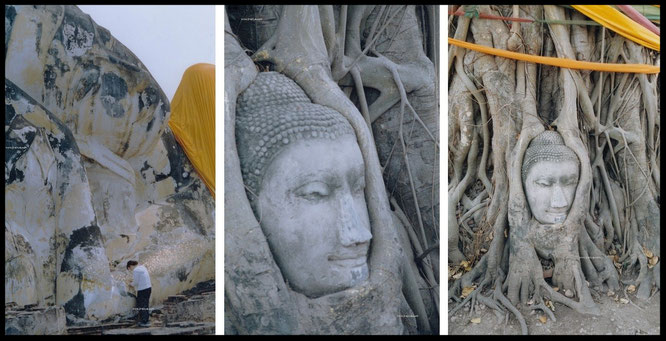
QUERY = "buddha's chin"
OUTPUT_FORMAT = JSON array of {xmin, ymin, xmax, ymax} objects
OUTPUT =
[
  {"xmin": 326, "ymin": 262, "xmax": 369, "ymax": 294},
  {"xmin": 552, "ymin": 215, "xmax": 566, "ymax": 223},
  {"xmin": 296, "ymin": 263, "xmax": 369, "ymax": 298},
  {"xmin": 544, "ymin": 213, "xmax": 567, "ymax": 224},
  {"xmin": 347, "ymin": 262, "xmax": 369, "ymax": 286},
  {"xmin": 535, "ymin": 212, "xmax": 568, "ymax": 225}
]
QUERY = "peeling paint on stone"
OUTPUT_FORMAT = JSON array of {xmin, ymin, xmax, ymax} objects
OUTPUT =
[
  {"xmin": 5, "ymin": 5, "xmax": 18, "ymax": 57},
  {"xmin": 100, "ymin": 72, "xmax": 128, "ymax": 118},
  {"xmin": 61, "ymin": 19, "xmax": 94, "ymax": 57}
]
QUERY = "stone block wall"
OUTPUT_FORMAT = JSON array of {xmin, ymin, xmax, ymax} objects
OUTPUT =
[{"xmin": 5, "ymin": 305, "xmax": 67, "ymax": 335}]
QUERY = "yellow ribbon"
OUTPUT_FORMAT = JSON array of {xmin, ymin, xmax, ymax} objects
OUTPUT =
[
  {"xmin": 448, "ymin": 38, "xmax": 660, "ymax": 74},
  {"xmin": 572, "ymin": 5, "xmax": 659, "ymax": 51}
]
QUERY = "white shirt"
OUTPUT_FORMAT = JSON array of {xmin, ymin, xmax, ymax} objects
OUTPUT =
[{"xmin": 132, "ymin": 265, "xmax": 152, "ymax": 291}]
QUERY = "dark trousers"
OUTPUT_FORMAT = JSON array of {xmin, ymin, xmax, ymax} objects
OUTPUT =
[{"xmin": 136, "ymin": 287, "xmax": 152, "ymax": 324}]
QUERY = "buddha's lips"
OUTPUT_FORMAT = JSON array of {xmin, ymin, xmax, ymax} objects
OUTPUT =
[{"xmin": 328, "ymin": 253, "xmax": 367, "ymax": 265}]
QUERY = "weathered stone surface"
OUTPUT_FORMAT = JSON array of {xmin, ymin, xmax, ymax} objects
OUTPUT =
[
  {"xmin": 163, "ymin": 293, "xmax": 214, "ymax": 324},
  {"xmin": 5, "ymin": 5, "xmax": 214, "ymax": 323},
  {"xmin": 5, "ymin": 79, "xmax": 124, "ymax": 319},
  {"xmin": 66, "ymin": 322, "xmax": 134, "ymax": 335},
  {"xmin": 5, "ymin": 306, "xmax": 67, "ymax": 335},
  {"xmin": 101, "ymin": 322, "xmax": 214, "ymax": 335}
]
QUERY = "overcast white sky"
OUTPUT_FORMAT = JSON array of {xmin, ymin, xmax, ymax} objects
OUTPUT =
[{"xmin": 78, "ymin": 5, "xmax": 215, "ymax": 101}]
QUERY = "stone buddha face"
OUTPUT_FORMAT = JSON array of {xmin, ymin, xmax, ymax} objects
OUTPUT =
[
  {"xmin": 256, "ymin": 135, "xmax": 371, "ymax": 297},
  {"xmin": 524, "ymin": 160, "xmax": 579, "ymax": 224},
  {"xmin": 236, "ymin": 72, "xmax": 372, "ymax": 298},
  {"xmin": 522, "ymin": 131, "xmax": 580, "ymax": 225}
]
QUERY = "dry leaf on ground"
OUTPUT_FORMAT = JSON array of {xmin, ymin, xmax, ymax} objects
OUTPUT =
[
  {"xmin": 643, "ymin": 247, "xmax": 653, "ymax": 259},
  {"xmin": 449, "ymin": 265, "xmax": 462, "ymax": 280},
  {"xmin": 648, "ymin": 256, "xmax": 658, "ymax": 268},
  {"xmin": 461, "ymin": 286, "xmax": 476, "ymax": 298},
  {"xmin": 545, "ymin": 300, "xmax": 555, "ymax": 311}
]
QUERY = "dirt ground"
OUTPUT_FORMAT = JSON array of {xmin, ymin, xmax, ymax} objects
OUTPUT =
[{"xmin": 449, "ymin": 291, "xmax": 660, "ymax": 335}]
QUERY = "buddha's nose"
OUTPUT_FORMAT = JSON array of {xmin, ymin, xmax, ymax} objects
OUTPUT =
[
  {"xmin": 551, "ymin": 185, "xmax": 569, "ymax": 209},
  {"xmin": 338, "ymin": 196, "xmax": 372, "ymax": 247}
]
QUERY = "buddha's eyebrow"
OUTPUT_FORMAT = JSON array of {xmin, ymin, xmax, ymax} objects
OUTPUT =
[
  {"xmin": 290, "ymin": 170, "xmax": 339, "ymax": 188},
  {"xmin": 561, "ymin": 174, "xmax": 578, "ymax": 181},
  {"xmin": 534, "ymin": 175, "xmax": 555, "ymax": 181}
]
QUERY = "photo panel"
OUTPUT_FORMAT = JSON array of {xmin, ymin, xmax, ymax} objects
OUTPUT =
[
  {"xmin": 447, "ymin": 4, "xmax": 660, "ymax": 335},
  {"xmin": 5, "ymin": 5, "xmax": 215, "ymax": 334},
  {"xmin": 224, "ymin": 5, "xmax": 440, "ymax": 335}
]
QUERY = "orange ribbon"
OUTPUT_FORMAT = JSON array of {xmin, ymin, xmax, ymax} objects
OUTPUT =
[{"xmin": 449, "ymin": 37, "xmax": 660, "ymax": 74}]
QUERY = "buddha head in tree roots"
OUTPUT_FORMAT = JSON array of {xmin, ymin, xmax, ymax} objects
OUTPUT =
[
  {"xmin": 236, "ymin": 72, "xmax": 372, "ymax": 298},
  {"xmin": 522, "ymin": 130, "xmax": 580, "ymax": 225}
]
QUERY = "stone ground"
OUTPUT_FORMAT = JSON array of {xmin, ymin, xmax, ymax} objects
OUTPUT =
[
  {"xmin": 102, "ymin": 321, "xmax": 215, "ymax": 335},
  {"xmin": 66, "ymin": 280, "xmax": 215, "ymax": 335},
  {"xmin": 449, "ymin": 291, "xmax": 660, "ymax": 335},
  {"xmin": 5, "ymin": 280, "xmax": 216, "ymax": 335},
  {"xmin": 92, "ymin": 280, "xmax": 215, "ymax": 335}
]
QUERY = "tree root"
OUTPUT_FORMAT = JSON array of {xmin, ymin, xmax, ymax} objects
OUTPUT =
[
  {"xmin": 529, "ymin": 301, "xmax": 556, "ymax": 322},
  {"xmin": 623, "ymin": 239, "xmax": 657, "ymax": 300},
  {"xmin": 450, "ymin": 237, "xmax": 602, "ymax": 333},
  {"xmin": 494, "ymin": 282, "xmax": 528, "ymax": 335},
  {"xmin": 579, "ymin": 225, "xmax": 620, "ymax": 292}
]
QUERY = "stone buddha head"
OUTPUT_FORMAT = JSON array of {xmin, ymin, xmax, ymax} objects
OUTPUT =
[
  {"xmin": 522, "ymin": 131, "xmax": 580, "ymax": 225},
  {"xmin": 236, "ymin": 72, "xmax": 372, "ymax": 298}
]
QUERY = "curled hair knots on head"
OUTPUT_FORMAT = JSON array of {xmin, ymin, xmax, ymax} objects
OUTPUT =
[
  {"xmin": 235, "ymin": 72, "xmax": 356, "ymax": 195},
  {"xmin": 522, "ymin": 130, "xmax": 580, "ymax": 183}
]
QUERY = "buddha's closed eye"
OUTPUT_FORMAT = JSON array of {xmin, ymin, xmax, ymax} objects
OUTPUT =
[{"xmin": 295, "ymin": 181, "xmax": 330, "ymax": 201}]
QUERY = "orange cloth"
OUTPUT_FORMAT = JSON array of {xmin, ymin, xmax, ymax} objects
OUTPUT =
[
  {"xmin": 571, "ymin": 5, "xmax": 659, "ymax": 51},
  {"xmin": 448, "ymin": 38, "xmax": 660, "ymax": 74},
  {"xmin": 168, "ymin": 63, "xmax": 216, "ymax": 197}
]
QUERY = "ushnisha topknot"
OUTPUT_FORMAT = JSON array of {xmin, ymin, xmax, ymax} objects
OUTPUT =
[
  {"xmin": 235, "ymin": 72, "xmax": 356, "ymax": 194},
  {"xmin": 522, "ymin": 130, "xmax": 579, "ymax": 182}
]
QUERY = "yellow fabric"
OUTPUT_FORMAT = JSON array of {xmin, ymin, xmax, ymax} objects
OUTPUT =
[
  {"xmin": 571, "ymin": 5, "xmax": 659, "ymax": 51},
  {"xmin": 448, "ymin": 38, "xmax": 660, "ymax": 74},
  {"xmin": 168, "ymin": 63, "xmax": 216, "ymax": 198}
]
